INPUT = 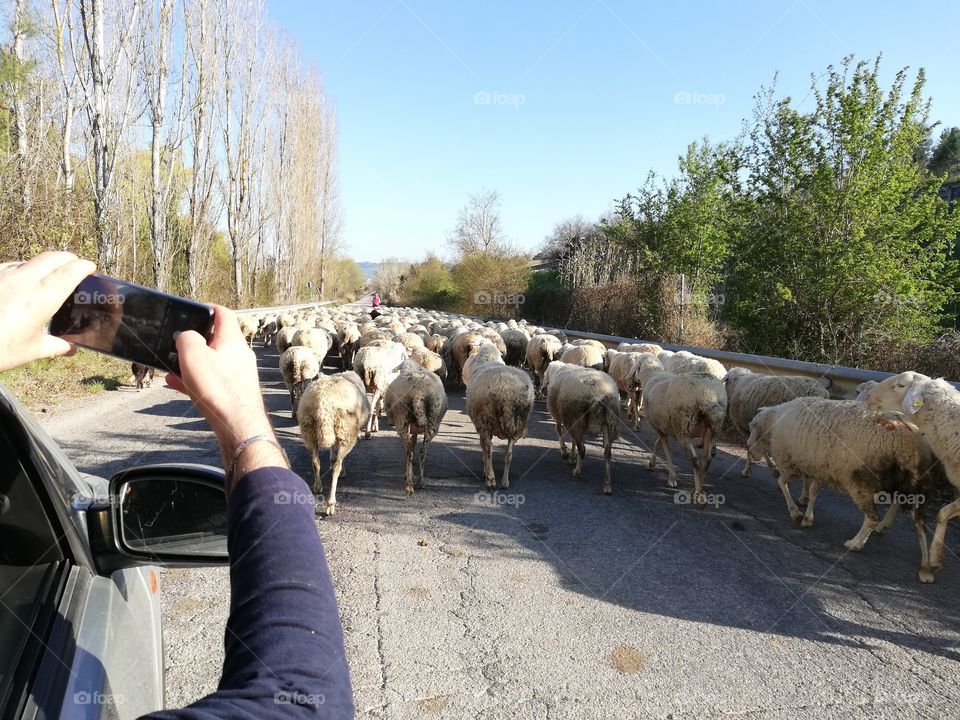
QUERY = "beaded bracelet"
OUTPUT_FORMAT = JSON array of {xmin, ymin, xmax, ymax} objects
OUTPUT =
[{"xmin": 226, "ymin": 434, "xmax": 288, "ymax": 487}]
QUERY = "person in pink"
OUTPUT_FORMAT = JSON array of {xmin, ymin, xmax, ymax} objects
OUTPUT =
[{"xmin": 372, "ymin": 293, "xmax": 381, "ymax": 307}]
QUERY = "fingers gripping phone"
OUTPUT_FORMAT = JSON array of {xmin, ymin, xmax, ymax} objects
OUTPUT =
[{"xmin": 49, "ymin": 274, "xmax": 214, "ymax": 375}]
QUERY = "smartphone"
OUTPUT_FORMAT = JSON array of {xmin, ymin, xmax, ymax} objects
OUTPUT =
[{"xmin": 48, "ymin": 274, "xmax": 214, "ymax": 375}]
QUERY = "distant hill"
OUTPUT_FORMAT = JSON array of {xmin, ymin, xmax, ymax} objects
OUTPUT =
[{"xmin": 356, "ymin": 261, "xmax": 379, "ymax": 280}]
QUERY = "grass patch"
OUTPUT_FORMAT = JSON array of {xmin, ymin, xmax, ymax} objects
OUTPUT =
[{"xmin": 0, "ymin": 349, "xmax": 132, "ymax": 413}]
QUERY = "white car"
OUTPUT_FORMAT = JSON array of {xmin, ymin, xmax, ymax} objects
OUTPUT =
[{"xmin": 0, "ymin": 384, "xmax": 228, "ymax": 719}]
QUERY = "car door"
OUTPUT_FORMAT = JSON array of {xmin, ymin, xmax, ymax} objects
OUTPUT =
[{"xmin": 0, "ymin": 385, "xmax": 163, "ymax": 720}]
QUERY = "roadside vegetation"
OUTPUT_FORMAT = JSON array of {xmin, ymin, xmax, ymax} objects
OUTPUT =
[{"xmin": 375, "ymin": 55, "xmax": 960, "ymax": 378}]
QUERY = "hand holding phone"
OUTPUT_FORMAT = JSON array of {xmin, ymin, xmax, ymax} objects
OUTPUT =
[
  {"xmin": 49, "ymin": 274, "xmax": 214, "ymax": 375},
  {"xmin": 0, "ymin": 252, "xmax": 97, "ymax": 373}
]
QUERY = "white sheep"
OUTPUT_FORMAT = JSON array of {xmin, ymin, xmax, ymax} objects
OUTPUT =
[
  {"xmin": 639, "ymin": 361, "xmax": 726, "ymax": 503},
  {"xmin": 665, "ymin": 350, "xmax": 726, "ymax": 380},
  {"xmin": 526, "ymin": 333, "xmax": 564, "ymax": 389},
  {"xmin": 605, "ymin": 350, "xmax": 643, "ymax": 428},
  {"xmin": 559, "ymin": 343, "xmax": 605, "ymax": 371},
  {"xmin": 750, "ymin": 394, "xmax": 937, "ymax": 582},
  {"xmin": 338, "ymin": 322, "xmax": 361, "ymax": 369},
  {"xmin": 724, "ymin": 367, "xmax": 830, "ymax": 477},
  {"xmin": 546, "ymin": 364, "xmax": 620, "ymax": 494},
  {"xmin": 279, "ymin": 346, "xmax": 321, "ymax": 416},
  {"xmin": 276, "ymin": 326, "xmax": 298, "ymax": 355},
  {"xmin": 237, "ymin": 315, "xmax": 258, "ymax": 348},
  {"xmin": 409, "ymin": 347, "xmax": 448, "ymax": 383},
  {"xmin": 353, "ymin": 343, "xmax": 407, "ymax": 438},
  {"xmin": 292, "ymin": 327, "xmax": 331, "ymax": 363},
  {"xmin": 296, "ymin": 371, "xmax": 370, "ymax": 516},
  {"xmin": 461, "ymin": 342, "xmax": 504, "ymax": 385},
  {"xmin": 465, "ymin": 352, "xmax": 535, "ymax": 489},
  {"xmin": 383, "ymin": 362, "xmax": 449, "ymax": 496},
  {"xmin": 863, "ymin": 372, "xmax": 960, "ymax": 578}
]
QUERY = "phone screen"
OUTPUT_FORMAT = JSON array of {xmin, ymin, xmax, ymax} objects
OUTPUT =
[{"xmin": 48, "ymin": 274, "xmax": 214, "ymax": 375}]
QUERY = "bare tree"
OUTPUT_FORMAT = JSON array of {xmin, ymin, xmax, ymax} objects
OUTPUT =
[
  {"xmin": 182, "ymin": 0, "xmax": 219, "ymax": 298},
  {"xmin": 10, "ymin": 0, "xmax": 31, "ymax": 212},
  {"xmin": 447, "ymin": 189, "xmax": 510, "ymax": 257},
  {"xmin": 70, "ymin": 0, "xmax": 144, "ymax": 272},
  {"xmin": 140, "ymin": 0, "xmax": 187, "ymax": 291},
  {"xmin": 316, "ymin": 97, "xmax": 343, "ymax": 297},
  {"xmin": 48, "ymin": 0, "xmax": 80, "ymax": 190},
  {"xmin": 216, "ymin": 0, "xmax": 267, "ymax": 306}
]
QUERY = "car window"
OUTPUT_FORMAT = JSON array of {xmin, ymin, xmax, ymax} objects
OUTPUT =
[{"xmin": 0, "ymin": 430, "xmax": 65, "ymax": 716}]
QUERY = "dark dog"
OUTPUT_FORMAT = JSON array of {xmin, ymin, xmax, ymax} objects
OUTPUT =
[{"xmin": 132, "ymin": 363, "xmax": 155, "ymax": 390}]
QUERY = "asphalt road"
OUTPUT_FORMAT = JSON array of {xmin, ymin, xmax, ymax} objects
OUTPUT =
[{"xmin": 40, "ymin": 338, "xmax": 960, "ymax": 719}]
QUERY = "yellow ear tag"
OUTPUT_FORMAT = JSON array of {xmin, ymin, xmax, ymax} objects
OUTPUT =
[{"xmin": 902, "ymin": 386, "xmax": 924, "ymax": 415}]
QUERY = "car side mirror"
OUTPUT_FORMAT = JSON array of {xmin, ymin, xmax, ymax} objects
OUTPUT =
[{"xmin": 88, "ymin": 464, "xmax": 229, "ymax": 575}]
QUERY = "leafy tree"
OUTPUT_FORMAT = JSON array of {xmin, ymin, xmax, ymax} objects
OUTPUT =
[
  {"xmin": 452, "ymin": 251, "xmax": 530, "ymax": 319},
  {"xmin": 725, "ymin": 56, "xmax": 960, "ymax": 365},
  {"xmin": 402, "ymin": 254, "xmax": 459, "ymax": 309},
  {"xmin": 928, "ymin": 127, "xmax": 960, "ymax": 182}
]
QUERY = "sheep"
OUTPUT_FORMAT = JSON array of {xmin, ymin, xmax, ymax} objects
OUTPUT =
[
  {"xmin": 353, "ymin": 343, "xmax": 407, "ymax": 438},
  {"xmin": 292, "ymin": 327, "xmax": 331, "ymax": 363},
  {"xmin": 237, "ymin": 315, "xmax": 258, "ymax": 347},
  {"xmin": 499, "ymin": 328, "xmax": 529, "ymax": 367},
  {"xmin": 425, "ymin": 334, "xmax": 449, "ymax": 356},
  {"xmin": 618, "ymin": 342, "xmax": 663, "ymax": 356},
  {"xmin": 259, "ymin": 319, "xmax": 278, "ymax": 346},
  {"xmin": 338, "ymin": 322, "xmax": 361, "ymax": 369},
  {"xmin": 396, "ymin": 331, "xmax": 425, "ymax": 354},
  {"xmin": 723, "ymin": 367, "xmax": 830, "ymax": 477},
  {"xmin": 639, "ymin": 362, "xmax": 726, "ymax": 503},
  {"xmin": 277, "ymin": 312, "xmax": 296, "ymax": 330},
  {"xmin": 526, "ymin": 333, "xmax": 564, "ymax": 389},
  {"xmin": 605, "ymin": 351, "xmax": 643, "ymax": 428},
  {"xmin": 296, "ymin": 371, "xmax": 370, "ymax": 516},
  {"xmin": 546, "ymin": 365, "xmax": 620, "ymax": 494},
  {"xmin": 279, "ymin": 345, "xmax": 321, "ymax": 416},
  {"xmin": 749, "ymin": 395, "xmax": 937, "ymax": 582},
  {"xmin": 559, "ymin": 342, "xmax": 605, "ymax": 371},
  {"xmin": 664, "ymin": 350, "xmax": 726, "ymax": 380},
  {"xmin": 570, "ymin": 338, "xmax": 607, "ymax": 352},
  {"xmin": 465, "ymin": 361, "xmax": 535, "ymax": 490},
  {"xmin": 409, "ymin": 347, "xmax": 448, "ymax": 383},
  {"xmin": 383, "ymin": 362, "xmax": 449, "ymax": 496},
  {"xmin": 461, "ymin": 342, "xmax": 504, "ymax": 385},
  {"xmin": 863, "ymin": 372, "xmax": 960, "ymax": 578},
  {"xmin": 450, "ymin": 331, "xmax": 486, "ymax": 384},
  {"xmin": 276, "ymin": 326, "xmax": 298, "ymax": 355}
]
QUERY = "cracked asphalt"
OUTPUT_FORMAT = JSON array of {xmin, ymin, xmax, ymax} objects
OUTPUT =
[{"xmin": 39, "ymin": 338, "xmax": 960, "ymax": 719}]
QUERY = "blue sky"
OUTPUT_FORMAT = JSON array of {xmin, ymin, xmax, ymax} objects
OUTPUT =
[{"xmin": 267, "ymin": 1, "xmax": 960, "ymax": 264}]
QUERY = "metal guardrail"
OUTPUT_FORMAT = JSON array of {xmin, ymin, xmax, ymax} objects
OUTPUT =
[
  {"xmin": 551, "ymin": 327, "xmax": 960, "ymax": 399},
  {"xmin": 237, "ymin": 300, "xmax": 334, "ymax": 314}
]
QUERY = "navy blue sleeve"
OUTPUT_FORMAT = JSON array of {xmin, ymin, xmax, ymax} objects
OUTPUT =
[{"xmin": 140, "ymin": 466, "xmax": 355, "ymax": 719}]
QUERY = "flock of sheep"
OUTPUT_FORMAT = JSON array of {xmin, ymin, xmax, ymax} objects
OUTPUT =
[{"xmin": 234, "ymin": 305, "xmax": 960, "ymax": 585}]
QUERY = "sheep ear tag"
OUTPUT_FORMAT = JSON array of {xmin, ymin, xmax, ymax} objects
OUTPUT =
[{"xmin": 901, "ymin": 386, "xmax": 924, "ymax": 415}]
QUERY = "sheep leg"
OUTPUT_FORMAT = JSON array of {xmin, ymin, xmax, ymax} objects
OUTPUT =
[
  {"xmin": 873, "ymin": 501, "xmax": 901, "ymax": 534},
  {"xmin": 800, "ymin": 479, "xmax": 822, "ymax": 527},
  {"xmin": 364, "ymin": 390, "xmax": 378, "ymax": 440},
  {"xmin": 555, "ymin": 420, "xmax": 570, "ymax": 462},
  {"xmin": 929, "ymin": 498, "xmax": 960, "ymax": 570},
  {"xmin": 698, "ymin": 428, "xmax": 717, "ymax": 504},
  {"xmin": 843, "ymin": 486, "xmax": 880, "ymax": 550},
  {"xmin": 647, "ymin": 436, "xmax": 661, "ymax": 471},
  {"xmin": 326, "ymin": 442, "xmax": 343, "ymax": 516},
  {"xmin": 500, "ymin": 438, "xmax": 514, "ymax": 489},
  {"xmin": 403, "ymin": 432, "xmax": 415, "ymax": 496},
  {"xmin": 740, "ymin": 449, "xmax": 752, "ymax": 478},
  {"xmin": 480, "ymin": 433, "xmax": 496, "ymax": 489},
  {"xmin": 311, "ymin": 446, "xmax": 323, "ymax": 495},
  {"xmin": 573, "ymin": 435, "xmax": 586, "ymax": 478},
  {"xmin": 659, "ymin": 434, "xmax": 678, "ymax": 488},
  {"xmin": 602, "ymin": 428, "xmax": 613, "ymax": 496},
  {"xmin": 681, "ymin": 437, "xmax": 704, "ymax": 503},
  {"xmin": 778, "ymin": 472, "xmax": 803, "ymax": 523},
  {"xmin": 798, "ymin": 477, "xmax": 810, "ymax": 505},
  {"xmin": 416, "ymin": 434, "xmax": 426, "ymax": 489},
  {"xmin": 906, "ymin": 502, "xmax": 934, "ymax": 583},
  {"xmin": 289, "ymin": 387, "xmax": 296, "ymax": 415}
]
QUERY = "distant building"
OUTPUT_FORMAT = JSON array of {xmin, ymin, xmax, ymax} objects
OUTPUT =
[{"xmin": 940, "ymin": 180, "xmax": 960, "ymax": 206}]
